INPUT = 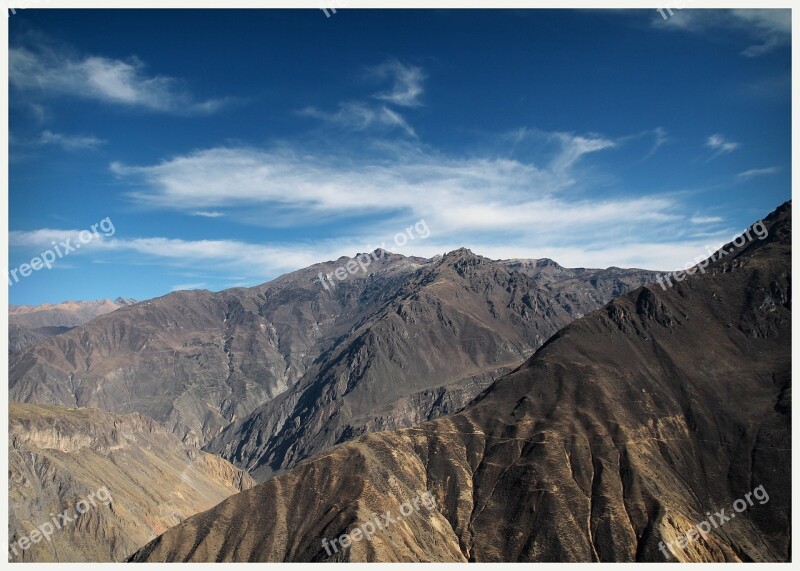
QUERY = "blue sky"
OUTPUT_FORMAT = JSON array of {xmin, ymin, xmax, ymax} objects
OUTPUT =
[{"xmin": 9, "ymin": 8, "xmax": 792, "ymax": 305}]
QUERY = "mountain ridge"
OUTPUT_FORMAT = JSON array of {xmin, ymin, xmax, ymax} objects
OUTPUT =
[
  {"xmin": 130, "ymin": 201, "xmax": 791, "ymax": 562},
  {"xmin": 10, "ymin": 250, "xmax": 659, "ymax": 461}
]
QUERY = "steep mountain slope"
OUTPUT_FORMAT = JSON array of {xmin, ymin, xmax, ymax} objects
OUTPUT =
[
  {"xmin": 131, "ymin": 202, "xmax": 790, "ymax": 563},
  {"xmin": 10, "ymin": 251, "xmax": 656, "ymax": 453},
  {"xmin": 9, "ymin": 324, "xmax": 70, "ymax": 355},
  {"xmin": 205, "ymin": 249, "xmax": 656, "ymax": 479},
  {"xmin": 9, "ymin": 403, "xmax": 254, "ymax": 562},
  {"xmin": 9, "ymin": 253, "xmax": 426, "ymax": 446},
  {"xmin": 9, "ymin": 298, "xmax": 136, "ymax": 354}
]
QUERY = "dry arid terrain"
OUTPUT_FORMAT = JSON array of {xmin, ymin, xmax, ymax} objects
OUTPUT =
[
  {"xmin": 7, "ymin": 206, "xmax": 791, "ymax": 563},
  {"xmin": 7, "ymin": 7, "xmax": 791, "ymax": 565},
  {"xmin": 130, "ymin": 202, "xmax": 791, "ymax": 562},
  {"xmin": 9, "ymin": 251, "xmax": 657, "ymax": 479},
  {"xmin": 9, "ymin": 403, "xmax": 254, "ymax": 562}
]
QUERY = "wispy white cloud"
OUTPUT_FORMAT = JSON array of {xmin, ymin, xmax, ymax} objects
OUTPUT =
[
  {"xmin": 370, "ymin": 59, "xmax": 426, "ymax": 107},
  {"xmin": 9, "ymin": 228, "xmax": 99, "ymax": 248},
  {"xmin": 299, "ymin": 102, "xmax": 416, "ymax": 137},
  {"xmin": 8, "ymin": 227, "xmax": 115, "ymax": 264},
  {"xmin": 706, "ymin": 133, "xmax": 740, "ymax": 160},
  {"xmin": 732, "ymin": 9, "xmax": 792, "ymax": 57},
  {"xmin": 109, "ymin": 129, "xmax": 642, "ymax": 237},
  {"xmin": 550, "ymin": 132, "xmax": 616, "ymax": 175},
  {"xmin": 98, "ymin": 126, "xmax": 719, "ymax": 273},
  {"xmin": 10, "ymin": 230, "xmax": 338, "ymax": 281},
  {"xmin": 191, "ymin": 211, "xmax": 225, "ymax": 218},
  {"xmin": 738, "ymin": 166, "xmax": 781, "ymax": 179},
  {"xmin": 9, "ymin": 44, "xmax": 229, "ymax": 114},
  {"xmin": 645, "ymin": 127, "xmax": 670, "ymax": 160},
  {"xmin": 743, "ymin": 73, "xmax": 791, "ymax": 102},
  {"xmin": 9, "ymin": 228, "xmax": 298, "ymax": 276},
  {"xmin": 10, "ymin": 114, "xmax": 739, "ymax": 282},
  {"xmin": 37, "ymin": 130, "xmax": 106, "ymax": 150},
  {"xmin": 655, "ymin": 9, "xmax": 790, "ymax": 57},
  {"xmin": 300, "ymin": 58, "xmax": 424, "ymax": 138},
  {"xmin": 690, "ymin": 216, "xmax": 723, "ymax": 224},
  {"xmin": 499, "ymin": 126, "xmax": 617, "ymax": 175}
]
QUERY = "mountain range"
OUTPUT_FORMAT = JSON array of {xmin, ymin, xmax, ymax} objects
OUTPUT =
[
  {"xmin": 8, "ymin": 202, "xmax": 791, "ymax": 562},
  {"xmin": 9, "ymin": 298, "xmax": 136, "ymax": 354},
  {"xmin": 130, "ymin": 201, "xmax": 791, "ymax": 562},
  {"xmin": 9, "ymin": 251, "xmax": 657, "ymax": 480}
]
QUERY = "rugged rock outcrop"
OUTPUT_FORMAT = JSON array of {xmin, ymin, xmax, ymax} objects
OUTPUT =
[
  {"xmin": 9, "ymin": 403, "xmax": 254, "ymax": 562},
  {"xmin": 131, "ymin": 202, "xmax": 790, "ymax": 562}
]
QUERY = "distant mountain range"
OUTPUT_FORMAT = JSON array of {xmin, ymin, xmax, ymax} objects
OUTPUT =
[
  {"xmin": 9, "ymin": 251, "xmax": 657, "ymax": 481},
  {"xmin": 130, "ymin": 201, "xmax": 791, "ymax": 563},
  {"xmin": 9, "ymin": 298, "xmax": 136, "ymax": 354}
]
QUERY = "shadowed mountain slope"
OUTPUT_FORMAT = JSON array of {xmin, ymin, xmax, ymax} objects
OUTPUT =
[
  {"xmin": 9, "ymin": 403, "xmax": 254, "ymax": 562},
  {"xmin": 131, "ymin": 202, "xmax": 790, "ymax": 562},
  {"xmin": 9, "ymin": 324, "xmax": 69, "ymax": 355}
]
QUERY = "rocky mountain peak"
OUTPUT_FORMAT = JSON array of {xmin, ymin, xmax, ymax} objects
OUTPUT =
[{"xmin": 534, "ymin": 258, "xmax": 562, "ymax": 268}]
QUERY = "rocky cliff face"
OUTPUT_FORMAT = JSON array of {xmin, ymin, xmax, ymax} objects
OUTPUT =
[
  {"xmin": 10, "ymin": 251, "xmax": 657, "ymax": 457},
  {"xmin": 131, "ymin": 202, "xmax": 790, "ymax": 563},
  {"xmin": 9, "ymin": 403, "xmax": 254, "ymax": 562},
  {"xmin": 204, "ymin": 250, "xmax": 657, "ymax": 480}
]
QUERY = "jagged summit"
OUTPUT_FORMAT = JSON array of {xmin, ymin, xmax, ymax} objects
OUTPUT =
[
  {"xmin": 438, "ymin": 248, "xmax": 492, "ymax": 271},
  {"xmin": 442, "ymin": 247, "xmax": 480, "ymax": 259}
]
